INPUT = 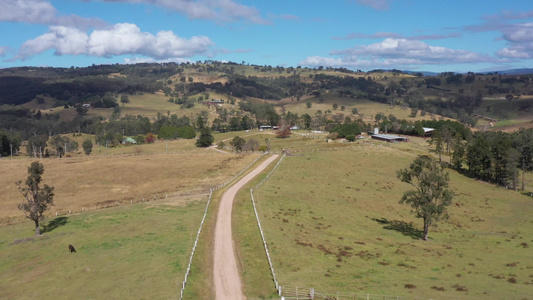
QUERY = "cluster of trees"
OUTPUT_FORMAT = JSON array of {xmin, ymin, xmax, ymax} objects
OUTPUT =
[
  {"xmin": 158, "ymin": 126, "xmax": 196, "ymax": 140},
  {"xmin": 428, "ymin": 127, "xmax": 533, "ymax": 190},
  {"xmin": 227, "ymin": 136, "xmax": 265, "ymax": 152}
]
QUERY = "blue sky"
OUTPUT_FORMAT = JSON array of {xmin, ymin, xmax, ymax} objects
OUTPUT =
[{"xmin": 1, "ymin": 0, "xmax": 533, "ymax": 72}]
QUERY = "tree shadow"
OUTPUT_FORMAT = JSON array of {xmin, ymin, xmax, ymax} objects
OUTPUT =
[
  {"xmin": 42, "ymin": 217, "xmax": 68, "ymax": 234},
  {"xmin": 372, "ymin": 217, "xmax": 423, "ymax": 240}
]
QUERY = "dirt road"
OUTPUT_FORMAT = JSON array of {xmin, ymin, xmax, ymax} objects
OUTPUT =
[{"xmin": 213, "ymin": 155, "xmax": 279, "ymax": 300}]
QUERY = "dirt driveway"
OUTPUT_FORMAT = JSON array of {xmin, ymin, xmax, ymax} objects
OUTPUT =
[{"xmin": 213, "ymin": 155, "xmax": 279, "ymax": 300}]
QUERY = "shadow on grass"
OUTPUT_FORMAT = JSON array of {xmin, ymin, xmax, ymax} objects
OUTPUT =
[
  {"xmin": 372, "ymin": 217, "xmax": 423, "ymax": 240},
  {"xmin": 42, "ymin": 217, "xmax": 68, "ymax": 234}
]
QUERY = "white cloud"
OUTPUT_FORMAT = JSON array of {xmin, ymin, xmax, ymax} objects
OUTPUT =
[
  {"xmin": 123, "ymin": 57, "xmax": 193, "ymax": 64},
  {"xmin": 300, "ymin": 38, "xmax": 496, "ymax": 69},
  {"xmin": 502, "ymin": 23, "xmax": 533, "ymax": 43},
  {"xmin": 0, "ymin": 46, "xmax": 8, "ymax": 56},
  {"xmin": 96, "ymin": 0, "xmax": 269, "ymax": 24},
  {"xmin": 0, "ymin": 0, "xmax": 56, "ymax": 23},
  {"xmin": 497, "ymin": 47, "xmax": 531, "ymax": 59},
  {"xmin": 332, "ymin": 38, "xmax": 493, "ymax": 63},
  {"xmin": 16, "ymin": 23, "xmax": 214, "ymax": 60},
  {"xmin": 496, "ymin": 23, "xmax": 533, "ymax": 59},
  {"xmin": 0, "ymin": 0, "xmax": 106, "ymax": 28}
]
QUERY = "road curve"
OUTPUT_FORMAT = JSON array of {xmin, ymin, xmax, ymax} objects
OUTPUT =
[{"xmin": 213, "ymin": 155, "xmax": 279, "ymax": 300}]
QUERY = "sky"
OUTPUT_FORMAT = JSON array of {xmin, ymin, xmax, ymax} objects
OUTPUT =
[{"xmin": 1, "ymin": 0, "xmax": 533, "ymax": 73}]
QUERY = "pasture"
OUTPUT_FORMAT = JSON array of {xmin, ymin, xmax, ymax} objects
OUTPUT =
[
  {"xmin": 234, "ymin": 146, "xmax": 533, "ymax": 299},
  {"xmin": 0, "ymin": 149, "xmax": 260, "ymax": 224},
  {"xmin": 280, "ymin": 95, "xmax": 440, "ymax": 124},
  {"xmin": 0, "ymin": 196, "xmax": 206, "ymax": 299}
]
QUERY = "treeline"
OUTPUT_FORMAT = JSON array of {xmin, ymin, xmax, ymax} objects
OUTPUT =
[
  {"xmin": 463, "ymin": 129, "xmax": 533, "ymax": 189},
  {"xmin": 428, "ymin": 127, "xmax": 533, "ymax": 190}
]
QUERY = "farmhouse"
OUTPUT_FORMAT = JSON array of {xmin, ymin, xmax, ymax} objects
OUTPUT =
[
  {"xmin": 260, "ymin": 125, "xmax": 272, "ymax": 131},
  {"xmin": 371, "ymin": 134, "xmax": 409, "ymax": 143}
]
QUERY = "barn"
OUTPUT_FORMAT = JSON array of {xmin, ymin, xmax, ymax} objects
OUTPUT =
[{"xmin": 371, "ymin": 134, "xmax": 409, "ymax": 143}]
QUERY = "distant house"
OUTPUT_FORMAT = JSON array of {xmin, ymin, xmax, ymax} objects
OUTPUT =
[
  {"xmin": 204, "ymin": 99, "xmax": 224, "ymax": 106},
  {"xmin": 260, "ymin": 125, "xmax": 272, "ymax": 131},
  {"xmin": 371, "ymin": 134, "xmax": 409, "ymax": 143},
  {"xmin": 122, "ymin": 137, "xmax": 137, "ymax": 144},
  {"xmin": 290, "ymin": 126, "xmax": 299, "ymax": 130},
  {"xmin": 82, "ymin": 103, "xmax": 91, "ymax": 108}
]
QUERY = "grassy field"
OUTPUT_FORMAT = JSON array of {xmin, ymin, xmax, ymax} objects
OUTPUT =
[
  {"xmin": 235, "ymin": 146, "xmax": 533, "ymax": 299},
  {"xmin": 0, "ymin": 195, "xmax": 206, "ymax": 299},
  {"xmin": 0, "ymin": 149, "xmax": 260, "ymax": 224},
  {"xmin": 281, "ymin": 94, "xmax": 440, "ymax": 125}
]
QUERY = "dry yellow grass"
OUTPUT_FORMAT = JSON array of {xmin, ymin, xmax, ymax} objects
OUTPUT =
[
  {"xmin": 281, "ymin": 95, "xmax": 441, "ymax": 124},
  {"xmin": 0, "ymin": 150, "xmax": 260, "ymax": 223}
]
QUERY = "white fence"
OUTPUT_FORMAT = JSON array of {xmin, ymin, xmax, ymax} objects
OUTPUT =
[{"xmin": 250, "ymin": 153, "xmax": 286, "ymax": 296}]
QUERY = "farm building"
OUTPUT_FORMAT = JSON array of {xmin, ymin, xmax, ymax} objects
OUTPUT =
[
  {"xmin": 423, "ymin": 127, "xmax": 435, "ymax": 136},
  {"xmin": 371, "ymin": 134, "xmax": 409, "ymax": 143},
  {"xmin": 260, "ymin": 125, "xmax": 272, "ymax": 131}
]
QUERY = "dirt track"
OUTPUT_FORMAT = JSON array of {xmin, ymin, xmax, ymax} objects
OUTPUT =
[{"xmin": 213, "ymin": 155, "xmax": 279, "ymax": 300}]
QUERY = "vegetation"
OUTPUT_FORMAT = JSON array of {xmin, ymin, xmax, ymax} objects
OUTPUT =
[
  {"xmin": 196, "ymin": 127, "xmax": 214, "ymax": 147},
  {"xmin": 397, "ymin": 155, "xmax": 453, "ymax": 240},
  {"xmin": 234, "ymin": 147, "xmax": 533, "ymax": 299},
  {"xmin": 82, "ymin": 138, "xmax": 93, "ymax": 155},
  {"xmin": 2, "ymin": 61, "xmax": 533, "ymax": 299},
  {"xmin": 16, "ymin": 161, "xmax": 55, "ymax": 236}
]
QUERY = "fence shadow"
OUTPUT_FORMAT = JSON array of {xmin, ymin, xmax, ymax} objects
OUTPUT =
[
  {"xmin": 42, "ymin": 216, "xmax": 68, "ymax": 233},
  {"xmin": 372, "ymin": 217, "xmax": 423, "ymax": 240}
]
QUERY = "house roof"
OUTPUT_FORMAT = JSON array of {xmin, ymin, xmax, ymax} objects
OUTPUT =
[{"xmin": 371, "ymin": 134, "xmax": 408, "ymax": 141}]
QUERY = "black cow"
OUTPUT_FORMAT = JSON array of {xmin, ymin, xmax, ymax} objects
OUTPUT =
[{"xmin": 68, "ymin": 244, "xmax": 76, "ymax": 253}]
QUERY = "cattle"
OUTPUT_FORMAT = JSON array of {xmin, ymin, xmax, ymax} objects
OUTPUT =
[{"xmin": 69, "ymin": 244, "xmax": 76, "ymax": 253}]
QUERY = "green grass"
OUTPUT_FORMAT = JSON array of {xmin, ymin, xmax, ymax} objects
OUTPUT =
[
  {"xmin": 0, "ymin": 196, "xmax": 208, "ymax": 299},
  {"xmin": 235, "ymin": 147, "xmax": 533, "ymax": 299}
]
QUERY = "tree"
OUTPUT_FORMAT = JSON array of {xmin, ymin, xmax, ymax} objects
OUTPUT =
[
  {"xmin": 351, "ymin": 107, "xmax": 358, "ymax": 115},
  {"xmin": 16, "ymin": 162, "xmax": 55, "ymax": 236},
  {"xmin": 76, "ymin": 105, "xmax": 88, "ymax": 116},
  {"xmin": 276, "ymin": 121, "xmax": 292, "ymax": 138},
  {"xmin": 427, "ymin": 130, "xmax": 444, "ymax": 163},
  {"xmin": 82, "ymin": 138, "xmax": 93, "ymax": 155},
  {"xmin": 244, "ymin": 139, "xmax": 259, "ymax": 152},
  {"xmin": 230, "ymin": 136, "xmax": 246, "ymax": 152},
  {"xmin": 397, "ymin": 155, "xmax": 453, "ymax": 241},
  {"xmin": 120, "ymin": 95, "xmax": 130, "ymax": 105},
  {"xmin": 306, "ymin": 101, "xmax": 312, "ymax": 108},
  {"xmin": 196, "ymin": 127, "xmax": 214, "ymax": 147}
]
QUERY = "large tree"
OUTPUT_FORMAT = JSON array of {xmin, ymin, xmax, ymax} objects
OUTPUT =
[
  {"xmin": 16, "ymin": 161, "xmax": 55, "ymax": 236},
  {"xmin": 82, "ymin": 138, "xmax": 93, "ymax": 155},
  {"xmin": 397, "ymin": 155, "xmax": 453, "ymax": 241},
  {"xmin": 196, "ymin": 127, "xmax": 214, "ymax": 147}
]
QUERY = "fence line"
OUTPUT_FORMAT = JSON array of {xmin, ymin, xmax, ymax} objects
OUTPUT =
[
  {"xmin": 178, "ymin": 153, "xmax": 266, "ymax": 300},
  {"xmin": 250, "ymin": 153, "xmax": 286, "ymax": 296},
  {"xmin": 279, "ymin": 284, "xmax": 484, "ymax": 300},
  {"xmin": 179, "ymin": 189, "xmax": 213, "ymax": 300}
]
